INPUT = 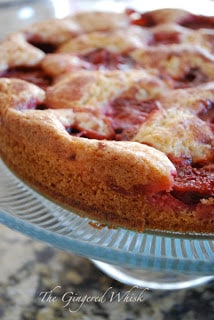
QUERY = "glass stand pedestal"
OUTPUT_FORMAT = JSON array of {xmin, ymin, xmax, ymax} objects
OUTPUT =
[{"xmin": 92, "ymin": 260, "xmax": 214, "ymax": 290}]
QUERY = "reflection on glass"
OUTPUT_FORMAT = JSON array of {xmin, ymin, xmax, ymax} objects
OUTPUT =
[{"xmin": 0, "ymin": 0, "xmax": 73, "ymax": 39}]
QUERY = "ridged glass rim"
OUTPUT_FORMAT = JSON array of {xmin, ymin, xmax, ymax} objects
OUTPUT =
[{"xmin": 0, "ymin": 159, "xmax": 214, "ymax": 275}]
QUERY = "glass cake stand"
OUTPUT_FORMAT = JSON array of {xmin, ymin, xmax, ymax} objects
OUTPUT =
[{"xmin": 0, "ymin": 159, "xmax": 214, "ymax": 290}]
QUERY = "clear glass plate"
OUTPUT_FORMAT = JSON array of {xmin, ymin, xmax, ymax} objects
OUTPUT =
[{"xmin": 0, "ymin": 159, "xmax": 214, "ymax": 278}]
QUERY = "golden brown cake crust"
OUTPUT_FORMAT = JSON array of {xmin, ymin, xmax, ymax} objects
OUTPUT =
[
  {"xmin": 0, "ymin": 8, "xmax": 214, "ymax": 233},
  {"xmin": 0, "ymin": 78, "xmax": 176, "ymax": 231}
]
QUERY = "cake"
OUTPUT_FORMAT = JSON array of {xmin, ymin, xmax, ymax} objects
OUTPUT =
[{"xmin": 0, "ymin": 8, "xmax": 213, "ymax": 233}]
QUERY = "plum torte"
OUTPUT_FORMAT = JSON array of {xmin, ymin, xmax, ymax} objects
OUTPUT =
[{"xmin": 0, "ymin": 8, "xmax": 214, "ymax": 233}]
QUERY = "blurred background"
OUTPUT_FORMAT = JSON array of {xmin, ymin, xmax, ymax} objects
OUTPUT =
[{"xmin": 1, "ymin": 0, "xmax": 214, "ymax": 39}]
